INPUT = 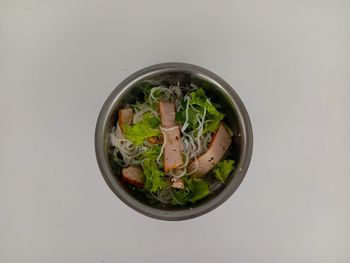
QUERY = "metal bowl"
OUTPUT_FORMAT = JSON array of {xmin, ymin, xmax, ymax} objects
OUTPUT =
[{"xmin": 95, "ymin": 62, "xmax": 253, "ymax": 220}]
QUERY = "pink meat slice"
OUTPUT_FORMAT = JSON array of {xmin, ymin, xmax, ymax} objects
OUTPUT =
[
  {"xmin": 159, "ymin": 101, "xmax": 177, "ymax": 128},
  {"xmin": 188, "ymin": 123, "xmax": 232, "ymax": 177},
  {"xmin": 163, "ymin": 127, "xmax": 183, "ymax": 172},
  {"xmin": 122, "ymin": 166, "xmax": 144, "ymax": 187},
  {"xmin": 159, "ymin": 101, "xmax": 183, "ymax": 172},
  {"xmin": 118, "ymin": 108, "xmax": 133, "ymax": 132}
]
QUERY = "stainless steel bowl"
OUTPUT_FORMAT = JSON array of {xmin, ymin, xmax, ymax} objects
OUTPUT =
[{"xmin": 95, "ymin": 62, "xmax": 253, "ymax": 220}]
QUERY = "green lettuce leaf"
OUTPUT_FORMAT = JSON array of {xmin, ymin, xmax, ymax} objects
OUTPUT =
[
  {"xmin": 143, "ymin": 159, "xmax": 168, "ymax": 193},
  {"xmin": 123, "ymin": 112, "xmax": 160, "ymax": 145},
  {"xmin": 141, "ymin": 145, "xmax": 161, "ymax": 160},
  {"xmin": 213, "ymin": 160, "xmax": 235, "ymax": 183},
  {"xmin": 189, "ymin": 178, "xmax": 210, "ymax": 202},
  {"xmin": 175, "ymin": 106, "xmax": 197, "ymax": 128},
  {"xmin": 172, "ymin": 177, "xmax": 210, "ymax": 204},
  {"xmin": 176, "ymin": 88, "xmax": 224, "ymax": 134},
  {"xmin": 190, "ymin": 89, "xmax": 224, "ymax": 134}
]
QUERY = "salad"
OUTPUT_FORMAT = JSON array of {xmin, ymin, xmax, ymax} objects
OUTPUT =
[{"xmin": 110, "ymin": 84, "xmax": 235, "ymax": 205}]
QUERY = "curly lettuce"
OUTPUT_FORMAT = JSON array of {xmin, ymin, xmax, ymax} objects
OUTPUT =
[
  {"xmin": 143, "ymin": 159, "xmax": 168, "ymax": 193},
  {"xmin": 171, "ymin": 177, "xmax": 210, "ymax": 205},
  {"xmin": 123, "ymin": 112, "xmax": 160, "ymax": 145},
  {"xmin": 141, "ymin": 145, "xmax": 161, "ymax": 160},
  {"xmin": 176, "ymin": 88, "xmax": 224, "ymax": 134},
  {"xmin": 213, "ymin": 160, "xmax": 235, "ymax": 183}
]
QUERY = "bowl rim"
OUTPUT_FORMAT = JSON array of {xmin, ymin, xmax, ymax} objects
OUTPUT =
[{"xmin": 95, "ymin": 62, "xmax": 253, "ymax": 221}]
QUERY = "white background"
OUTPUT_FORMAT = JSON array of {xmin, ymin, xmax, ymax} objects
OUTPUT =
[{"xmin": 1, "ymin": 1, "xmax": 349, "ymax": 262}]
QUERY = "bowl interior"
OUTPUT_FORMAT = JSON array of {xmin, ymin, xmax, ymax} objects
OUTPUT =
[{"xmin": 101, "ymin": 68, "xmax": 245, "ymax": 213}]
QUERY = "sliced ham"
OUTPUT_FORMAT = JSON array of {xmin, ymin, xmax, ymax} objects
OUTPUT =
[
  {"xmin": 187, "ymin": 123, "xmax": 232, "ymax": 177},
  {"xmin": 121, "ymin": 166, "xmax": 144, "ymax": 187},
  {"xmin": 159, "ymin": 101, "xmax": 183, "ymax": 172},
  {"xmin": 162, "ymin": 127, "xmax": 183, "ymax": 171},
  {"xmin": 159, "ymin": 101, "xmax": 176, "ymax": 128},
  {"xmin": 118, "ymin": 108, "xmax": 133, "ymax": 132}
]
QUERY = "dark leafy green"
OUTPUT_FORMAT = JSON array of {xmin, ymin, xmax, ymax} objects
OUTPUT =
[
  {"xmin": 143, "ymin": 159, "xmax": 168, "ymax": 193},
  {"xmin": 213, "ymin": 160, "xmax": 235, "ymax": 183},
  {"xmin": 172, "ymin": 177, "xmax": 210, "ymax": 205}
]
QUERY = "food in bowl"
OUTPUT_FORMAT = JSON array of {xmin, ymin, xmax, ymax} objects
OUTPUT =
[{"xmin": 110, "ymin": 84, "xmax": 235, "ymax": 205}]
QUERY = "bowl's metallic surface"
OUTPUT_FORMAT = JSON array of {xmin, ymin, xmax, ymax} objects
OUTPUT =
[{"xmin": 95, "ymin": 62, "xmax": 253, "ymax": 220}]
